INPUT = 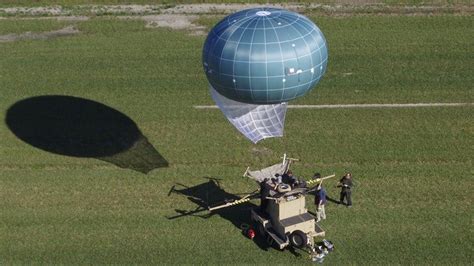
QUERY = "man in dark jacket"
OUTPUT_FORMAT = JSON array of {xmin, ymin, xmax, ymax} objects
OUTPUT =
[
  {"xmin": 337, "ymin": 173, "xmax": 353, "ymax": 207},
  {"xmin": 281, "ymin": 170, "xmax": 298, "ymax": 188}
]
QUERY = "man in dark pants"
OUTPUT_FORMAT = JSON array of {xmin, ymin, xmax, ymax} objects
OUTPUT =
[
  {"xmin": 315, "ymin": 183, "xmax": 327, "ymax": 222},
  {"xmin": 337, "ymin": 173, "xmax": 353, "ymax": 207}
]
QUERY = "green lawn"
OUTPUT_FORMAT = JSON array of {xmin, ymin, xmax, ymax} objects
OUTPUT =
[{"xmin": 0, "ymin": 11, "xmax": 473, "ymax": 264}]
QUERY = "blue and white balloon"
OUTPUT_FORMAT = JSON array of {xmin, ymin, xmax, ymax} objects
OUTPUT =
[{"xmin": 203, "ymin": 8, "xmax": 328, "ymax": 143}]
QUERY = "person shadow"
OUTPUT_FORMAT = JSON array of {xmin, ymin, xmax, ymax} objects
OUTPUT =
[
  {"xmin": 167, "ymin": 178, "xmax": 273, "ymax": 251},
  {"xmin": 5, "ymin": 95, "xmax": 168, "ymax": 174},
  {"xmin": 326, "ymin": 195, "xmax": 342, "ymax": 205}
]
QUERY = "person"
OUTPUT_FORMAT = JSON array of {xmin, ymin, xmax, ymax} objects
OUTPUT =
[
  {"xmin": 315, "ymin": 183, "xmax": 327, "ymax": 222},
  {"xmin": 313, "ymin": 172, "xmax": 321, "ymax": 180},
  {"xmin": 281, "ymin": 170, "xmax": 298, "ymax": 188},
  {"xmin": 270, "ymin": 174, "xmax": 281, "ymax": 190},
  {"xmin": 337, "ymin": 172, "xmax": 353, "ymax": 207},
  {"xmin": 274, "ymin": 173, "xmax": 283, "ymax": 184}
]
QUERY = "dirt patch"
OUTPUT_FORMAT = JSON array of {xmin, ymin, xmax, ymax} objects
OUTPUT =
[
  {"xmin": 0, "ymin": 25, "xmax": 79, "ymax": 43},
  {"xmin": 1, "ymin": 6, "xmax": 64, "ymax": 16},
  {"xmin": 55, "ymin": 16, "xmax": 89, "ymax": 21},
  {"xmin": 0, "ymin": 16, "xmax": 89, "ymax": 21},
  {"xmin": 89, "ymin": 5, "xmax": 161, "ymax": 15},
  {"xmin": 161, "ymin": 4, "xmax": 296, "ymax": 14},
  {"xmin": 142, "ymin": 14, "xmax": 206, "ymax": 35}
]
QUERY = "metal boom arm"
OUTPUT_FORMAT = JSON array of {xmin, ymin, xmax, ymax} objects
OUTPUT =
[
  {"xmin": 306, "ymin": 174, "xmax": 336, "ymax": 186},
  {"xmin": 208, "ymin": 193, "xmax": 258, "ymax": 212}
]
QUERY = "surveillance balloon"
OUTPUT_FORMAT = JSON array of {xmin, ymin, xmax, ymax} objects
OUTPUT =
[{"xmin": 202, "ymin": 8, "xmax": 328, "ymax": 143}]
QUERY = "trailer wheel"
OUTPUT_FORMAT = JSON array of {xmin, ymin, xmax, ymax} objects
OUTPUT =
[{"xmin": 289, "ymin": 230, "xmax": 307, "ymax": 249}]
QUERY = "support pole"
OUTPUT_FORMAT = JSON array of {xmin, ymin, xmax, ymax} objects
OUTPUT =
[
  {"xmin": 208, "ymin": 197, "xmax": 251, "ymax": 212},
  {"xmin": 306, "ymin": 174, "xmax": 336, "ymax": 186}
]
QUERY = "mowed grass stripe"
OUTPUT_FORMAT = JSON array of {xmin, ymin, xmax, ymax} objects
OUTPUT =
[{"xmin": 194, "ymin": 102, "xmax": 474, "ymax": 109}]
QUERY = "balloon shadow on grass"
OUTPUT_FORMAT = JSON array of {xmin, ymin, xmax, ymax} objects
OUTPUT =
[
  {"xmin": 5, "ymin": 95, "xmax": 168, "ymax": 174},
  {"xmin": 167, "ymin": 178, "xmax": 272, "ymax": 252}
]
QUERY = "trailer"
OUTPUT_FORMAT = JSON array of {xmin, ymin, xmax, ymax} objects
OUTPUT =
[
  {"xmin": 209, "ymin": 154, "xmax": 335, "ymax": 255},
  {"xmin": 250, "ymin": 188, "xmax": 326, "ymax": 250}
]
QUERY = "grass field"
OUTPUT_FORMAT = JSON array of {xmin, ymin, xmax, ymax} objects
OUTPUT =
[{"xmin": 0, "ymin": 4, "xmax": 473, "ymax": 264}]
